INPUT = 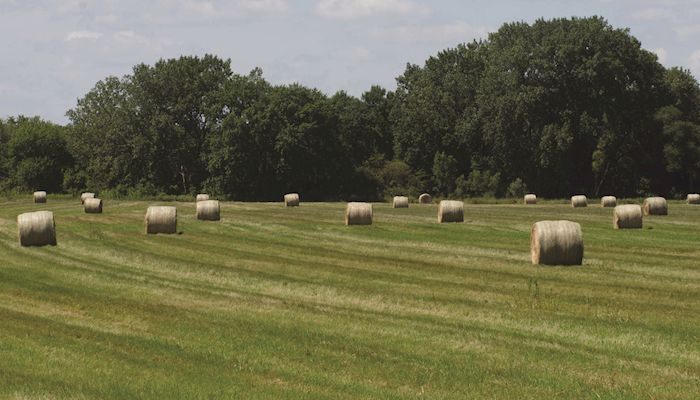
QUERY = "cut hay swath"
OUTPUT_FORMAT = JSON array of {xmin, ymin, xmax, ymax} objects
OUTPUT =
[
  {"xmin": 687, "ymin": 194, "xmax": 700, "ymax": 205},
  {"xmin": 571, "ymin": 195, "xmax": 588, "ymax": 208},
  {"xmin": 17, "ymin": 210, "xmax": 56, "ymax": 247},
  {"xmin": 524, "ymin": 194, "xmax": 537, "ymax": 205},
  {"xmin": 613, "ymin": 204, "xmax": 642, "ymax": 229},
  {"xmin": 81, "ymin": 192, "xmax": 95, "ymax": 204},
  {"xmin": 196, "ymin": 200, "xmax": 220, "ymax": 221},
  {"xmin": 284, "ymin": 193, "xmax": 300, "ymax": 207},
  {"xmin": 84, "ymin": 198, "xmax": 103, "ymax": 214},
  {"xmin": 345, "ymin": 202, "xmax": 372, "ymax": 225},
  {"xmin": 601, "ymin": 196, "xmax": 617, "ymax": 208},
  {"xmin": 196, "ymin": 194, "xmax": 210, "ymax": 202},
  {"xmin": 530, "ymin": 220, "xmax": 583, "ymax": 265},
  {"xmin": 643, "ymin": 197, "xmax": 668, "ymax": 216},
  {"xmin": 437, "ymin": 200, "xmax": 464, "ymax": 223},
  {"xmin": 419, "ymin": 193, "xmax": 432, "ymax": 204},
  {"xmin": 392, "ymin": 196, "xmax": 409, "ymax": 208},
  {"xmin": 33, "ymin": 191, "xmax": 47, "ymax": 204},
  {"xmin": 145, "ymin": 206, "xmax": 177, "ymax": 234}
]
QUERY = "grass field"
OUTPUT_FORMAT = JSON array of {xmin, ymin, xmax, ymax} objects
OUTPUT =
[{"xmin": 0, "ymin": 198, "xmax": 698, "ymax": 399}]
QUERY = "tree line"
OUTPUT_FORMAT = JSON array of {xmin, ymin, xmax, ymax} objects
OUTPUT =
[{"xmin": 2, "ymin": 16, "xmax": 700, "ymax": 200}]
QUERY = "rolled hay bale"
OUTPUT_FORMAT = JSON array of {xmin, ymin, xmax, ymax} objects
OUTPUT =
[
  {"xmin": 345, "ymin": 202, "xmax": 372, "ymax": 225},
  {"xmin": 393, "ymin": 196, "xmax": 409, "ymax": 208},
  {"xmin": 643, "ymin": 197, "xmax": 668, "ymax": 216},
  {"xmin": 33, "ymin": 191, "xmax": 47, "ymax": 204},
  {"xmin": 284, "ymin": 193, "xmax": 300, "ymax": 207},
  {"xmin": 84, "ymin": 198, "xmax": 103, "ymax": 214},
  {"xmin": 524, "ymin": 194, "xmax": 537, "ymax": 205},
  {"xmin": 437, "ymin": 200, "xmax": 464, "ymax": 223},
  {"xmin": 80, "ymin": 192, "xmax": 95, "ymax": 204},
  {"xmin": 196, "ymin": 200, "xmax": 220, "ymax": 221},
  {"xmin": 530, "ymin": 220, "xmax": 583, "ymax": 266},
  {"xmin": 17, "ymin": 211, "xmax": 56, "ymax": 247},
  {"xmin": 687, "ymin": 194, "xmax": 700, "ymax": 205},
  {"xmin": 196, "ymin": 193, "xmax": 209, "ymax": 202},
  {"xmin": 145, "ymin": 206, "xmax": 177, "ymax": 234},
  {"xmin": 613, "ymin": 204, "xmax": 643, "ymax": 229},
  {"xmin": 419, "ymin": 193, "xmax": 432, "ymax": 204},
  {"xmin": 571, "ymin": 195, "xmax": 588, "ymax": 208},
  {"xmin": 601, "ymin": 196, "xmax": 617, "ymax": 208}
]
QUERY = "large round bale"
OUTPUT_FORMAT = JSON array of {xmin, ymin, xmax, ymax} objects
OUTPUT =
[
  {"xmin": 17, "ymin": 211, "xmax": 56, "ymax": 247},
  {"xmin": 196, "ymin": 200, "xmax": 220, "ymax": 221},
  {"xmin": 345, "ymin": 202, "xmax": 372, "ymax": 225},
  {"xmin": 613, "ymin": 204, "xmax": 642, "ymax": 229},
  {"xmin": 530, "ymin": 220, "xmax": 583, "ymax": 266},
  {"xmin": 687, "ymin": 194, "xmax": 700, "ymax": 205},
  {"xmin": 419, "ymin": 193, "xmax": 432, "ymax": 204},
  {"xmin": 571, "ymin": 195, "xmax": 588, "ymax": 208},
  {"xmin": 601, "ymin": 196, "xmax": 617, "ymax": 208},
  {"xmin": 393, "ymin": 196, "xmax": 409, "ymax": 208},
  {"xmin": 80, "ymin": 192, "xmax": 95, "ymax": 204},
  {"xmin": 196, "ymin": 193, "xmax": 209, "ymax": 202},
  {"xmin": 437, "ymin": 200, "xmax": 464, "ymax": 223},
  {"xmin": 524, "ymin": 194, "xmax": 537, "ymax": 205},
  {"xmin": 84, "ymin": 198, "xmax": 103, "ymax": 214},
  {"xmin": 33, "ymin": 191, "xmax": 47, "ymax": 204},
  {"xmin": 643, "ymin": 197, "xmax": 668, "ymax": 216},
  {"xmin": 284, "ymin": 193, "xmax": 300, "ymax": 207},
  {"xmin": 145, "ymin": 206, "xmax": 177, "ymax": 234}
]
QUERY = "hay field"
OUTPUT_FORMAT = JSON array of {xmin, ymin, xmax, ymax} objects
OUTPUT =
[{"xmin": 0, "ymin": 198, "xmax": 698, "ymax": 399}]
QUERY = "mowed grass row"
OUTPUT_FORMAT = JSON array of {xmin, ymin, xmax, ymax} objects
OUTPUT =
[{"xmin": 0, "ymin": 199, "xmax": 698, "ymax": 399}]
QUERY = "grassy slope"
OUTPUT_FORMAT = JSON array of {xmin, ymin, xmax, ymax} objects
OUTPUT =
[{"xmin": 0, "ymin": 198, "xmax": 698, "ymax": 399}]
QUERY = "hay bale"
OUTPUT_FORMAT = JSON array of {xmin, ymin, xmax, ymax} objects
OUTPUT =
[
  {"xmin": 437, "ymin": 200, "xmax": 464, "ymax": 223},
  {"xmin": 687, "ymin": 194, "xmax": 700, "ymax": 205},
  {"xmin": 196, "ymin": 193, "xmax": 209, "ymax": 202},
  {"xmin": 419, "ymin": 193, "xmax": 432, "ymax": 204},
  {"xmin": 145, "ymin": 206, "xmax": 177, "ymax": 234},
  {"xmin": 601, "ymin": 196, "xmax": 617, "ymax": 208},
  {"xmin": 571, "ymin": 195, "xmax": 588, "ymax": 208},
  {"xmin": 524, "ymin": 194, "xmax": 537, "ymax": 205},
  {"xmin": 17, "ymin": 211, "xmax": 56, "ymax": 247},
  {"xmin": 284, "ymin": 193, "xmax": 300, "ymax": 207},
  {"xmin": 345, "ymin": 202, "xmax": 372, "ymax": 225},
  {"xmin": 613, "ymin": 205, "xmax": 642, "ymax": 229},
  {"xmin": 81, "ymin": 192, "xmax": 95, "ymax": 204},
  {"xmin": 643, "ymin": 197, "xmax": 668, "ymax": 216},
  {"xmin": 393, "ymin": 196, "xmax": 409, "ymax": 208},
  {"xmin": 530, "ymin": 220, "xmax": 583, "ymax": 265},
  {"xmin": 196, "ymin": 200, "xmax": 220, "ymax": 221},
  {"xmin": 84, "ymin": 198, "xmax": 103, "ymax": 214},
  {"xmin": 33, "ymin": 191, "xmax": 47, "ymax": 203}
]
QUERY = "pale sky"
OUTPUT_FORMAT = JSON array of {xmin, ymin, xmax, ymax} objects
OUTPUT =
[{"xmin": 1, "ymin": 0, "xmax": 700, "ymax": 123}]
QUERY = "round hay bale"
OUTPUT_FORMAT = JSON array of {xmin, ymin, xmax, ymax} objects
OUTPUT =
[
  {"xmin": 419, "ymin": 193, "xmax": 432, "ymax": 204},
  {"xmin": 345, "ymin": 202, "xmax": 372, "ymax": 225},
  {"xmin": 84, "ymin": 198, "xmax": 103, "ymax": 214},
  {"xmin": 17, "ymin": 211, "xmax": 56, "ymax": 247},
  {"xmin": 145, "ymin": 206, "xmax": 177, "ymax": 234},
  {"xmin": 530, "ymin": 220, "xmax": 583, "ymax": 265},
  {"xmin": 196, "ymin": 193, "xmax": 209, "ymax": 202},
  {"xmin": 284, "ymin": 193, "xmax": 300, "ymax": 207},
  {"xmin": 81, "ymin": 192, "xmax": 95, "ymax": 204},
  {"xmin": 687, "ymin": 194, "xmax": 700, "ymax": 205},
  {"xmin": 571, "ymin": 195, "xmax": 588, "ymax": 208},
  {"xmin": 643, "ymin": 197, "xmax": 668, "ymax": 216},
  {"xmin": 613, "ymin": 204, "xmax": 642, "ymax": 229},
  {"xmin": 524, "ymin": 194, "xmax": 537, "ymax": 205},
  {"xmin": 601, "ymin": 196, "xmax": 617, "ymax": 208},
  {"xmin": 393, "ymin": 196, "xmax": 409, "ymax": 208},
  {"xmin": 196, "ymin": 200, "xmax": 220, "ymax": 221},
  {"xmin": 33, "ymin": 191, "xmax": 47, "ymax": 204},
  {"xmin": 437, "ymin": 200, "xmax": 464, "ymax": 223}
]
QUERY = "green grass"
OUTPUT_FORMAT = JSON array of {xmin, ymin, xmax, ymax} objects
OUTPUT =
[{"xmin": 0, "ymin": 198, "xmax": 698, "ymax": 399}]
